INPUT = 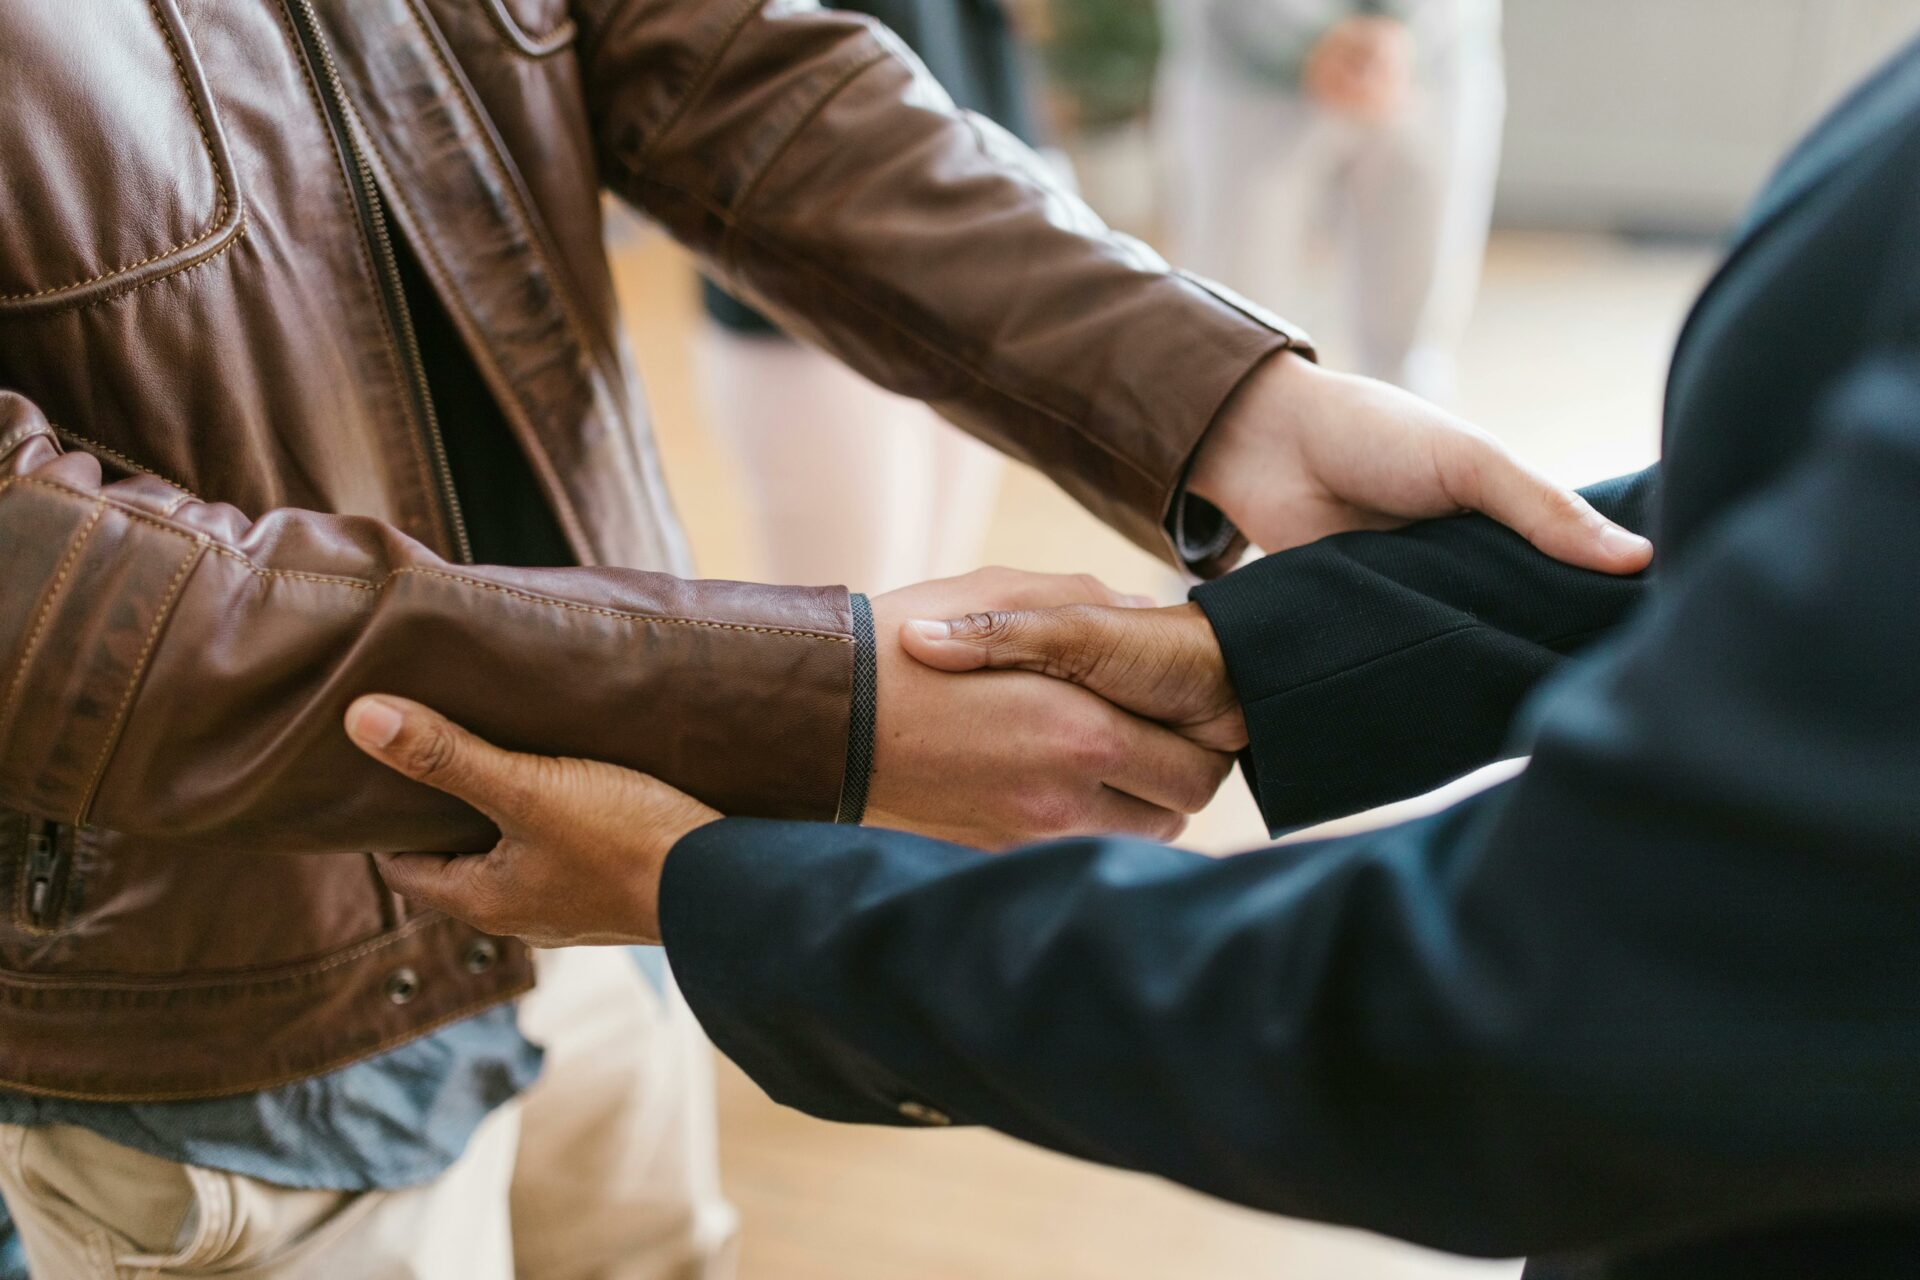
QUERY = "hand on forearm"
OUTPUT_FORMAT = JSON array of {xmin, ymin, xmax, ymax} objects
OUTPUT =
[
  {"xmin": 1188, "ymin": 351, "xmax": 1655, "ymax": 575},
  {"xmin": 343, "ymin": 569, "xmax": 1242, "ymax": 948},
  {"xmin": 345, "ymin": 696, "xmax": 719, "ymax": 946}
]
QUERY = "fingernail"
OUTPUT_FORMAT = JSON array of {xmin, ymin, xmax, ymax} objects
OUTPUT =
[
  {"xmin": 346, "ymin": 697, "xmax": 405, "ymax": 750},
  {"xmin": 1598, "ymin": 525, "xmax": 1652, "ymax": 558},
  {"xmin": 908, "ymin": 619, "xmax": 952, "ymax": 642}
]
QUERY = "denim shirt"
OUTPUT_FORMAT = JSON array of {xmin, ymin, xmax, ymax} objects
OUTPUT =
[
  {"xmin": 0, "ymin": 1004, "xmax": 542, "ymax": 1191},
  {"xmin": 0, "ymin": 950, "xmax": 669, "ymax": 1276}
]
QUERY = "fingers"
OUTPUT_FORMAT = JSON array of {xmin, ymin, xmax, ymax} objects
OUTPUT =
[
  {"xmin": 901, "ymin": 603, "xmax": 1115, "ymax": 678},
  {"xmin": 1085, "ymin": 789, "xmax": 1190, "ymax": 843},
  {"xmin": 1096, "ymin": 705, "xmax": 1235, "ymax": 816},
  {"xmin": 1445, "ymin": 438, "xmax": 1654, "ymax": 576},
  {"xmin": 344, "ymin": 696, "xmax": 539, "ymax": 825},
  {"xmin": 373, "ymin": 850, "xmax": 501, "ymax": 923}
]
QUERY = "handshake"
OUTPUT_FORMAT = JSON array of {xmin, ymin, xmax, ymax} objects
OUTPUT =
[
  {"xmin": 341, "ymin": 566, "xmax": 1247, "ymax": 948},
  {"xmin": 339, "ymin": 353, "xmax": 1653, "ymax": 947}
]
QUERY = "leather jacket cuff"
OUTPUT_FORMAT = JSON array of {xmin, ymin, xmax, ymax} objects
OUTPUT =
[
  {"xmin": 835, "ymin": 592, "xmax": 877, "ymax": 824},
  {"xmin": 1158, "ymin": 280, "xmax": 1317, "ymax": 579}
]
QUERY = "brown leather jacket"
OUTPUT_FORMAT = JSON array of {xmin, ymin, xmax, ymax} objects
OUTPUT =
[{"xmin": 0, "ymin": 0, "xmax": 1307, "ymax": 1100}]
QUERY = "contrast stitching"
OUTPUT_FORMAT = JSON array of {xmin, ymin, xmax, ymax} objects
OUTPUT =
[
  {"xmin": 0, "ymin": 901, "xmax": 448, "ymax": 993},
  {"xmin": 7, "ymin": 478, "xmax": 854, "ymax": 643},
  {"xmin": 0, "ymin": 506, "xmax": 107, "ymax": 746},
  {"xmin": 50, "ymin": 425, "xmax": 195, "ymax": 496},
  {"xmin": 0, "ymin": 0, "xmax": 231, "ymax": 304},
  {"xmin": 77, "ymin": 543, "xmax": 204, "ymax": 825},
  {"xmin": 394, "ymin": 567, "xmax": 854, "ymax": 640},
  {"xmin": 0, "ymin": 977, "xmax": 534, "ymax": 1103},
  {"xmin": 0, "ymin": 424, "xmax": 52, "ymax": 458}
]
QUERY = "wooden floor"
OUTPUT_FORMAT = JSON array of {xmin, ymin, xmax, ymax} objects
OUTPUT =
[{"xmin": 608, "ymin": 228, "xmax": 1705, "ymax": 1279}]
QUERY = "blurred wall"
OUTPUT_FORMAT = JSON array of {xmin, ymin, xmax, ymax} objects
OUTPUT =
[{"xmin": 1497, "ymin": 0, "xmax": 1920, "ymax": 233}]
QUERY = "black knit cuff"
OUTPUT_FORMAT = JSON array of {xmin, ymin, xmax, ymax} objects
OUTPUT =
[{"xmin": 836, "ymin": 592, "xmax": 877, "ymax": 824}]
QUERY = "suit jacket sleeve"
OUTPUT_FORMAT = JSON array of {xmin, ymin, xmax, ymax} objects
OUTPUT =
[
  {"xmin": 660, "ymin": 356, "xmax": 1920, "ymax": 1259},
  {"xmin": 573, "ymin": 0, "xmax": 1312, "ymax": 572},
  {"xmin": 1195, "ymin": 468, "xmax": 1659, "ymax": 832}
]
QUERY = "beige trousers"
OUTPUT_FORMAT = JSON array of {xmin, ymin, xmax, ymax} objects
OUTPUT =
[{"xmin": 0, "ymin": 948, "xmax": 738, "ymax": 1280}]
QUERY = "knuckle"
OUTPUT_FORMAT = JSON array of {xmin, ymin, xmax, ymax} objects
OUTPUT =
[
  {"xmin": 1545, "ymin": 485, "xmax": 1593, "ymax": 521},
  {"xmin": 1053, "ymin": 713, "xmax": 1119, "ymax": 773},
  {"xmin": 953, "ymin": 609, "xmax": 1021, "ymax": 645},
  {"xmin": 407, "ymin": 723, "xmax": 462, "ymax": 780},
  {"xmin": 465, "ymin": 880, "xmax": 517, "ymax": 934},
  {"xmin": 1177, "ymin": 760, "xmax": 1226, "ymax": 814},
  {"xmin": 1017, "ymin": 786, "xmax": 1087, "ymax": 837}
]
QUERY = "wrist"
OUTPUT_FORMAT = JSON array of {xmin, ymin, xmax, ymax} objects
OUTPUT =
[{"xmin": 1186, "ymin": 350, "xmax": 1318, "ymax": 513}]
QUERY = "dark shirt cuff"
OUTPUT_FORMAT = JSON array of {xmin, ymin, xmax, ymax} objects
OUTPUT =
[
  {"xmin": 835, "ymin": 592, "xmax": 877, "ymax": 824},
  {"xmin": 1165, "ymin": 487, "xmax": 1243, "ymax": 575}
]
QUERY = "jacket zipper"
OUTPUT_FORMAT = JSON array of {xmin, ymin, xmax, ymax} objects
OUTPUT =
[
  {"xmin": 283, "ymin": 0, "xmax": 474, "ymax": 564},
  {"xmin": 23, "ymin": 819, "xmax": 68, "ymax": 928}
]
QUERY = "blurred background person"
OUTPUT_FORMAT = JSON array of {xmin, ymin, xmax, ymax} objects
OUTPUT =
[
  {"xmin": 1156, "ymin": 0, "xmax": 1505, "ymax": 402},
  {"xmin": 695, "ymin": 0, "xmax": 1040, "ymax": 592}
]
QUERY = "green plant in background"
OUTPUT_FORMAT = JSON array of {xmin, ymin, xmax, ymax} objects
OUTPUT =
[{"xmin": 1038, "ymin": 0, "xmax": 1162, "ymax": 131}]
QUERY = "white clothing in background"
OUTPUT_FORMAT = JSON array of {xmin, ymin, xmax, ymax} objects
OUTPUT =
[{"xmin": 1158, "ymin": 0, "xmax": 1506, "ymax": 403}]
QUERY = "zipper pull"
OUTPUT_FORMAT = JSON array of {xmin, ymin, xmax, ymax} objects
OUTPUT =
[{"xmin": 25, "ymin": 820, "xmax": 58, "ymax": 923}]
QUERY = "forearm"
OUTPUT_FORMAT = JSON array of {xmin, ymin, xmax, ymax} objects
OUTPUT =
[
  {"xmin": 662, "ymin": 369, "xmax": 1920, "ymax": 1254},
  {"xmin": 577, "ymin": 0, "xmax": 1308, "ymax": 569},
  {"xmin": 0, "ymin": 396, "xmax": 856, "ymax": 852},
  {"xmin": 1196, "ymin": 468, "xmax": 1660, "ymax": 831}
]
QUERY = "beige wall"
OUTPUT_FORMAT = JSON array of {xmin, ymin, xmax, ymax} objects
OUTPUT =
[{"xmin": 1498, "ymin": 0, "xmax": 1920, "ymax": 231}]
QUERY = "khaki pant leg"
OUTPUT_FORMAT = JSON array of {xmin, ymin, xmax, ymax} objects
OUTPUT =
[
  {"xmin": 0, "ymin": 1100, "xmax": 519, "ymax": 1280},
  {"xmin": 511, "ymin": 947, "xmax": 739, "ymax": 1280}
]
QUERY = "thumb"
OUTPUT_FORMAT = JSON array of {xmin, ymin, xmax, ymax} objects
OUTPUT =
[
  {"xmin": 345, "ymin": 696, "xmax": 536, "ymax": 825},
  {"xmin": 900, "ymin": 605, "xmax": 1116, "ymax": 683},
  {"xmin": 1450, "ymin": 440, "xmax": 1654, "ymax": 575}
]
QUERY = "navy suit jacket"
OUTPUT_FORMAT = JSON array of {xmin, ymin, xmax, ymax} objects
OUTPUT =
[{"xmin": 660, "ymin": 34, "xmax": 1920, "ymax": 1278}]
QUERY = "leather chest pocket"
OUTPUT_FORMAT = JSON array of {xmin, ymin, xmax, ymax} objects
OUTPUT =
[{"xmin": 0, "ymin": 0, "xmax": 243, "ymax": 317}]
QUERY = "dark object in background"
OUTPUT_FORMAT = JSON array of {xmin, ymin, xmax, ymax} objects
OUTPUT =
[
  {"xmin": 0, "ymin": 1197, "xmax": 22, "ymax": 1280},
  {"xmin": 703, "ymin": 0, "xmax": 1041, "ymax": 334}
]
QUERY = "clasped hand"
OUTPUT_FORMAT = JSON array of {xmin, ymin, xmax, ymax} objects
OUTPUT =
[
  {"xmin": 344, "ymin": 568, "xmax": 1235, "ymax": 947},
  {"xmin": 346, "ymin": 354, "xmax": 1652, "ymax": 945}
]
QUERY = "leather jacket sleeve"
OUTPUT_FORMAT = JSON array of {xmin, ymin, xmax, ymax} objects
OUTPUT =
[
  {"xmin": 0, "ymin": 395, "xmax": 856, "ymax": 855},
  {"xmin": 574, "ymin": 0, "xmax": 1314, "ymax": 572}
]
